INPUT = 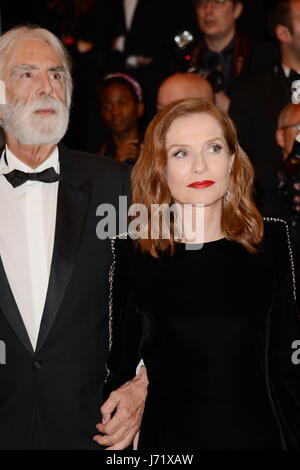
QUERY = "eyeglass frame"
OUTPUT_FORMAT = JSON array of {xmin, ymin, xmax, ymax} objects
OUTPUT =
[
  {"xmin": 279, "ymin": 123, "xmax": 300, "ymax": 131},
  {"xmin": 194, "ymin": 0, "xmax": 234, "ymax": 8}
]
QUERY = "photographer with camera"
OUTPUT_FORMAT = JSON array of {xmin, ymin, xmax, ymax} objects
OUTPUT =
[
  {"xmin": 177, "ymin": 0, "xmax": 276, "ymax": 113},
  {"xmin": 229, "ymin": 0, "xmax": 300, "ymax": 219},
  {"xmin": 189, "ymin": 0, "xmax": 244, "ymax": 109}
]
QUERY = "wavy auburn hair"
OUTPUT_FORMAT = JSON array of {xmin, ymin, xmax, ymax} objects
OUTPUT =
[{"xmin": 131, "ymin": 98, "xmax": 264, "ymax": 257}]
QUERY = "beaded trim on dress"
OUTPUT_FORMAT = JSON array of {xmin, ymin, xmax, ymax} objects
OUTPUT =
[
  {"xmin": 105, "ymin": 221, "xmax": 297, "ymax": 380},
  {"xmin": 263, "ymin": 217, "xmax": 297, "ymax": 302}
]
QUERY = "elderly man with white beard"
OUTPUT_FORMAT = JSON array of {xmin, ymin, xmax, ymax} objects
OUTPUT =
[{"xmin": 0, "ymin": 25, "xmax": 147, "ymax": 450}]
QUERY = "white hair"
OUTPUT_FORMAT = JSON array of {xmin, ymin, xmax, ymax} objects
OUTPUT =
[
  {"xmin": 1, "ymin": 95, "xmax": 69, "ymax": 146},
  {"xmin": 0, "ymin": 25, "xmax": 73, "ymax": 105}
]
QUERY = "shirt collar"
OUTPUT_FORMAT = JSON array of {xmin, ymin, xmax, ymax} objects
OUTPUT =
[
  {"xmin": 0, "ymin": 145, "xmax": 60, "ymax": 175},
  {"xmin": 205, "ymin": 37, "xmax": 235, "ymax": 57},
  {"xmin": 282, "ymin": 64, "xmax": 300, "ymax": 78}
]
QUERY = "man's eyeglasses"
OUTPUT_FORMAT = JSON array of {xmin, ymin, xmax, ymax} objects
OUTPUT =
[
  {"xmin": 195, "ymin": 0, "xmax": 231, "ymax": 8},
  {"xmin": 280, "ymin": 123, "xmax": 300, "ymax": 131}
]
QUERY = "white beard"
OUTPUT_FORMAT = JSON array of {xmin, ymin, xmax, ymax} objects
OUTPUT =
[{"xmin": 0, "ymin": 95, "xmax": 70, "ymax": 145}]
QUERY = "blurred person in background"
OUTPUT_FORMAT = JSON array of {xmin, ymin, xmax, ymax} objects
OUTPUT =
[
  {"xmin": 190, "ymin": 0, "xmax": 244, "ymax": 94},
  {"xmin": 98, "ymin": 73, "xmax": 144, "ymax": 163},
  {"xmin": 177, "ymin": 0, "xmax": 278, "ymax": 113},
  {"xmin": 277, "ymin": 103, "xmax": 300, "ymax": 164},
  {"xmin": 156, "ymin": 73, "xmax": 214, "ymax": 111},
  {"xmin": 109, "ymin": 0, "xmax": 171, "ymax": 120},
  {"xmin": 276, "ymin": 103, "xmax": 300, "ymax": 305},
  {"xmin": 62, "ymin": 0, "xmax": 116, "ymax": 153},
  {"xmin": 230, "ymin": 0, "xmax": 300, "ymax": 217}
]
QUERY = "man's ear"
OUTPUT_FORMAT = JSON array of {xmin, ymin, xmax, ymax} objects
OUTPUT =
[
  {"xmin": 234, "ymin": 2, "xmax": 244, "ymax": 20},
  {"xmin": 276, "ymin": 128, "xmax": 285, "ymax": 148},
  {"xmin": 137, "ymin": 102, "xmax": 144, "ymax": 118},
  {"xmin": 275, "ymin": 24, "xmax": 292, "ymax": 44},
  {"xmin": 0, "ymin": 80, "xmax": 6, "ymax": 105}
]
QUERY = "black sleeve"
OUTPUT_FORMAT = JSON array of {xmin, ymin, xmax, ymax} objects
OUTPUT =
[
  {"xmin": 103, "ymin": 237, "xmax": 143, "ymax": 399},
  {"xmin": 267, "ymin": 221, "xmax": 300, "ymax": 449}
]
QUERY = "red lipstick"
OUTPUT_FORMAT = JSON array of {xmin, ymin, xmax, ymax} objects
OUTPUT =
[{"xmin": 187, "ymin": 180, "xmax": 215, "ymax": 189}]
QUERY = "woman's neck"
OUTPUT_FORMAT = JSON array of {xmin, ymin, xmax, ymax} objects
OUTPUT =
[{"xmin": 177, "ymin": 202, "xmax": 223, "ymax": 244}]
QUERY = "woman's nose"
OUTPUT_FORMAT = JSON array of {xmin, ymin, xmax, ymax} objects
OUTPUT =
[
  {"xmin": 111, "ymin": 104, "xmax": 121, "ymax": 115},
  {"xmin": 192, "ymin": 153, "xmax": 207, "ymax": 174}
]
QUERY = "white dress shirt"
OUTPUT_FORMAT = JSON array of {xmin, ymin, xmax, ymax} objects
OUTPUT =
[
  {"xmin": 282, "ymin": 64, "xmax": 300, "ymax": 77},
  {"xmin": 124, "ymin": 0, "xmax": 139, "ymax": 31},
  {"xmin": 0, "ymin": 146, "xmax": 59, "ymax": 350},
  {"xmin": 113, "ymin": 0, "xmax": 139, "ymax": 53}
]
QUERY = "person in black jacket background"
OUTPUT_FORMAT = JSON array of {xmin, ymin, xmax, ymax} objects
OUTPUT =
[{"xmin": 229, "ymin": 0, "xmax": 300, "ymax": 218}]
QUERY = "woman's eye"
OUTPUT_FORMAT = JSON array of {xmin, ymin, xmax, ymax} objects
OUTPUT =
[
  {"xmin": 208, "ymin": 144, "xmax": 222, "ymax": 153},
  {"xmin": 174, "ymin": 149, "xmax": 187, "ymax": 158},
  {"xmin": 102, "ymin": 104, "xmax": 112, "ymax": 111}
]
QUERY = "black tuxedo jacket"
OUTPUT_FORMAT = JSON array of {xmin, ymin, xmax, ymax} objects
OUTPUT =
[
  {"xmin": 229, "ymin": 65, "xmax": 291, "ymax": 218},
  {"xmin": 0, "ymin": 145, "xmax": 141, "ymax": 450},
  {"xmin": 230, "ymin": 65, "xmax": 291, "ymax": 167},
  {"xmin": 112, "ymin": 0, "xmax": 169, "ymax": 59}
]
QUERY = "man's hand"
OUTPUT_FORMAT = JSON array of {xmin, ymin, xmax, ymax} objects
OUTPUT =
[{"xmin": 93, "ymin": 367, "xmax": 148, "ymax": 450}]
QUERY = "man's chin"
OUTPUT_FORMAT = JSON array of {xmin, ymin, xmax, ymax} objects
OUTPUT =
[
  {"xmin": 18, "ymin": 137, "xmax": 61, "ymax": 146},
  {"xmin": 23, "ymin": 121, "xmax": 68, "ymax": 145},
  {"xmin": 15, "ymin": 129, "xmax": 66, "ymax": 146}
]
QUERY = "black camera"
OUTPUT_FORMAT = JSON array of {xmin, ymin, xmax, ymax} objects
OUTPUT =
[{"xmin": 173, "ymin": 30, "xmax": 225, "ymax": 92}]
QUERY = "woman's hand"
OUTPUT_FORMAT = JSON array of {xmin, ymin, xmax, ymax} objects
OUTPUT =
[{"xmin": 116, "ymin": 140, "xmax": 140, "ymax": 162}]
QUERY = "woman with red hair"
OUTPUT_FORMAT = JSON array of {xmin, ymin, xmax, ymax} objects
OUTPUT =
[{"xmin": 128, "ymin": 98, "xmax": 300, "ymax": 450}]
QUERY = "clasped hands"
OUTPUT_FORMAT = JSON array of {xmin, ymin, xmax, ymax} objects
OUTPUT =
[{"xmin": 93, "ymin": 366, "xmax": 148, "ymax": 450}]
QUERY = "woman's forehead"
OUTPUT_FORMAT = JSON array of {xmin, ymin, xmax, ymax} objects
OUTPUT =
[{"xmin": 166, "ymin": 113, "xmax": 224, "ymax": 139}]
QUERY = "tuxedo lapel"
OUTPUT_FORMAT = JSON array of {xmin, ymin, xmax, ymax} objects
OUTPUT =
[
  {"xmin": 0, "ymin": 257, "xmax": 34, "ymax": 354},
  {"xmin": 130, "ymin": 0, "xmax": 145, "ymax": 32},
  {"xmin": 35, "ymin": 146, "xmax": 91, "ymax": 353},
  {"xmin": 264, "ymin": 66, "xmax": 290, "ymax": 112}
]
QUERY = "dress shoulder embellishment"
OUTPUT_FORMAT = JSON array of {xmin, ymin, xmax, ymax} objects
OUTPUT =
[{"xmin": 263, "ymin": 217, "xmax": 297, "ymax": 302}]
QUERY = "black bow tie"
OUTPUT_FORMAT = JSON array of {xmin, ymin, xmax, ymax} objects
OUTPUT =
[
  {"xmin": 3, "ymin": 167, "xmax": 60, "ymax": 188},
  {"xmin": 288, "ymin": 69, "xmax": 300, "ymax": 91},
  {"xmin": 289, "ymin": 69, "xmax": 300, "ymax": 80}
]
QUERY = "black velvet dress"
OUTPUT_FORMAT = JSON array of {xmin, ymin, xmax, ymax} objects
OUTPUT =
[{"xmin": 134, "ymin": 220, "xmax": 300, "ymax": 450}]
